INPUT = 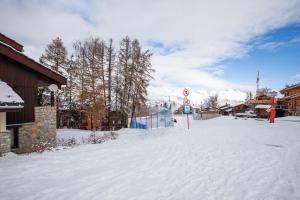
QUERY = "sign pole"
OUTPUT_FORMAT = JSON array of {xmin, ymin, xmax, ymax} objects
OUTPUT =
[
  {"xmin": 187, "ymin": 113, "xmax": 189, "ymax": 129},
  {"xmin": 183, "ymin": 88, "xmax": 191, "ymax": 130},
  {"xmin": 146, "ymin": 116, "xmax": 148, "ymax": 129}
]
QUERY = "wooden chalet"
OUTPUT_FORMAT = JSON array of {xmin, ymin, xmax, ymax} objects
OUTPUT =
[
  {"xmin": 247, "ymin": 92, "xmax": 273, "ymax": 118},
  {"xmin": 218, "ymin": 103, "xmax": 248, "ymax": 116},
  {"xmin": 232, "ymin": 103, "xmax": 249, "ymax": 114},
  {"xmin": 255, "ymin": 104, "xmax": 271, "ymax": 118},
  {"xmin": 279, "ymin": 83, "xmax": 300, "ymax": 116},
  {"xmin": 218, "ymin": 104, "xmax": 232, "ymax": 115},
  {"xmin": 0, "ymin": 33, "xmax": 67, "ymax": 153}
]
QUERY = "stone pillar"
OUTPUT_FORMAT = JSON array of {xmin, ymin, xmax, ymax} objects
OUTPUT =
[
  {"xmin": 18, "ymin": 106, "xmax": 57, "ymax": 153},
  {"xmin": 35, "ymin": 106, "xmax": 57, "ymax": 146},
  {"xmin": 0, "ymin": 112, "xmax": 10, "ymax": 155},
  {"xmin": 0, "ymin": 112, "xmax": 6, "ymax": 132},
  {"xmin": 0, "ymin": 131, "xmax": 11, "ymax": 154}
]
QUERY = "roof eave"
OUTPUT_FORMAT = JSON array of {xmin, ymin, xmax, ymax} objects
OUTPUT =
[{"xmin": 0, "ymin": 43, "xmax": 67, "ymax": 85}]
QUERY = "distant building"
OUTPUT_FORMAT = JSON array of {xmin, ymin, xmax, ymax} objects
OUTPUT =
[
  {"xmin": 218, "ymin": 103, "xmax": 249, "ymax": 116},
  {"xmin": 279, "ymin": 83, "xmax": 300, "ymax": 116},
  {"xmin": 232, "ymin": 103, "xmax": 249, "ymax": 114},
  {"xmin": 246, "ymin": 91, "xmax": 273, "ymax": 118},
  {"xmin": 255, "ymin": 104, "xmax": 271, "ymax": 118},
  {"xmin": 218, "ymin": 104, "xmax": 232, "ymax": 115}
]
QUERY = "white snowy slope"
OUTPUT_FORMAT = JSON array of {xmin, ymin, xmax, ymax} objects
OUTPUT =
[{"xmin": 0, "ymin": 116, "xmax": 300, "ymax": 200}]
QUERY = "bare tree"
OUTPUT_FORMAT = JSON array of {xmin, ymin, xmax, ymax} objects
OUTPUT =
[
  {"xmin": 128, "ymin": 39, "xmax": 154, "ymax": 124},
  {"xmin": 47, "ymin": 36, "xmax": 155, "ymax": 130},
  {"xmin": 40, "ymin": 37, "xmax": 69, "ymax": 128},
  {"xmin": 40, "ymin": 37, "xmax": 68, "ymax": 73},
  {"xmin": 207, "ymin": 94, "xmax": 218, "ymax": 110},
  {"xmin": 118, "ymin": 37, "xmax": 132, "ymax": 112},
  {"xmin": 106, "ymin": 39, "xmax": 115, "ymax": 125}
]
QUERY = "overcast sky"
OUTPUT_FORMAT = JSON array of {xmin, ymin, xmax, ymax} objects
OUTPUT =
[{"xmin": 1, "ymin": 0, "xmax": 300, "ymax": 104}]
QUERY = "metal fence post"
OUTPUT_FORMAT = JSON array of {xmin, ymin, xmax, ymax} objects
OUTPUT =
[
  {"xmin": 157, "ymin": 112, "xmax": 158, "ymax": 129},
  {"xmin": 151, "ymin": 114, "xmax": 152, "ymax": 129}
]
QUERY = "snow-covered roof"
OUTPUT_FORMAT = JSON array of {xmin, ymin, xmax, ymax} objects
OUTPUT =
[
  {"xmin": 225, "ymin": 108, "xmax": 233, "ymax": 112},
  {"xmin": 280, "ymin": 83, "xmax": 300, "ymax": 93},
  {"xmin": 230, "ymin": 102, "xmax": 245, "ymax": 107},
  {"xmin": 281, "ymin": 92, "xmax": 300, "ymax": 100},
  {"xmin": 255, "ymin": 104, "xmax": 271, "ymax": 109},
  {"xmin": 218, "ymin": 105, "xmax": 231, "ymax": 110},
  {"xmin": 0, "ymin": 80, "xmax": 24, "ymax": 108},
  {"xmin": 218, "ymin": 104, "xmax": 229, "ymax": 109}
]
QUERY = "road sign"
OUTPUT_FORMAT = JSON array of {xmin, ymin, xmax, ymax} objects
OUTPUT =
[
  {"xmin": 184, "ymin": 105, "xmax": 191, "ymax": 114},
  {"xmin": 183, "ymin": 88, "xmax": 189, "ymax": 97},
  {"xmin": 183, "ymin": 98, "xmax": 190, "ymax": 105},
  {"xmin": 183, "ymin": 88, "xmax": 190, "ymax": 130}
]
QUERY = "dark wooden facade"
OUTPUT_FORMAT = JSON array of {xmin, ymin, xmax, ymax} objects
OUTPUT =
[
  {"xmin": 0, "ymin": 33, "xmax": 66, "ymax": 127},
  {"xmin": 256, "ymin": 108, "xmax": 269, "ymax": 118},
  {"xmin": 0, "ymin": 54, "xmax": 37, "ymax": 124},
  {"xmin": 233, "ymin": 104, "xmax": 248, "ymax": 114}
]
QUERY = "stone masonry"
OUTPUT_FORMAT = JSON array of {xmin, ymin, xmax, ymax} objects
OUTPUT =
[
  {"xmin": 0, "ymin": 131, "xmax": 10, "ymax": 155},
  {"xmin": 17, "ymin": 106, "xmax": 56, "ymax": 153}
]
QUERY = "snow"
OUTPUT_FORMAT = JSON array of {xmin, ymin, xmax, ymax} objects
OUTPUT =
[
  {"xmin": 57, "ymin": 129, "xmax": 100, "ymax": 144},
  {"xmin": 235, "ymin": 112, "xmax": 256, "ymax": 118},
  {"xmin": 0, "ymin": 80, "xmax": 24, "ymax": 106},
  {"xmin": 1, "ymin": 116, "xmax": 300, "ymax": 200},
  {"xmin": 225, "ymin": 108, "xmax": 233, "ymax": 112},
  {"xmin": 56, "ymin": 129, "xmax": 115, "ymax": 145},
  {"xmin": 218, "ymin": 105, "xmax": 231, "ymax": 110},
  {"xmin": 255, "ymin": 104, "xmax": 272, "ymax": 109}
]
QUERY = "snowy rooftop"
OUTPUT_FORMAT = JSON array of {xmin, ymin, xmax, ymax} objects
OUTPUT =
[
  {"xmin": 218, "ymin": 105, "xmax": 231, "ymax": 110},
  {"xmin": 225, "ymin": 108, "xmax": 233, "ymax": 112},
  {"xmin": 255, "ymin": 104, "xmax": 271, "ymax": 109},
  {"xmin": 0, "ymin": 80, "xmax": 24, "ymax": 107}
]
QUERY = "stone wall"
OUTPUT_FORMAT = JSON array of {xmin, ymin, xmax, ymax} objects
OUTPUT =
[
  {"xmin": 0, "ymin": 131, "xmax": 11, "ymax": 155},
  {"xmin": 17, "ymin": 106, "xmax": 56, "ymax": 153}
]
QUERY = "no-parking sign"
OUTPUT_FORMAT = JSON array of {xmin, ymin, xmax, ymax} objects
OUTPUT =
[{"xmin": 183, "ymin": 88, "xmax": 189, "ymax": 97}]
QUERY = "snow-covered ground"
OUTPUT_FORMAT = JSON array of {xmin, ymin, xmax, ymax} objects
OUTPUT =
[
  {"xmin": 56, "ymin": 129, "xmax": 115, "ymax": 145},
  {"xmin": 0, "ymin": 116, "xmax": 300, "ymax": 200}
]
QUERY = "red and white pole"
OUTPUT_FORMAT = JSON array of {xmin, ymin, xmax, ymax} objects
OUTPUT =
[{"xmin": 270, "ymin": 96, "xmax": 276, "ymax": 123}]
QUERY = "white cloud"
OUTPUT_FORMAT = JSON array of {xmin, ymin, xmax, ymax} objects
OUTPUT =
[
  {"xmin": 292, "ymin": 74, "xmax": 300, "ymax": 81},
  {"xmin": 257, "ymin": 41, "xmax": 286, "ymax": 51},
  {"xmin": 1, "ymin": 0, "xmax": 300, "ymax": 102}
]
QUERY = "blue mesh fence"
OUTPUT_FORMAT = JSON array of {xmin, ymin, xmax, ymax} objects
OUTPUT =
[{"xmin": 129, "ymin": 108, "xmax": 174, "ymax": 129}]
